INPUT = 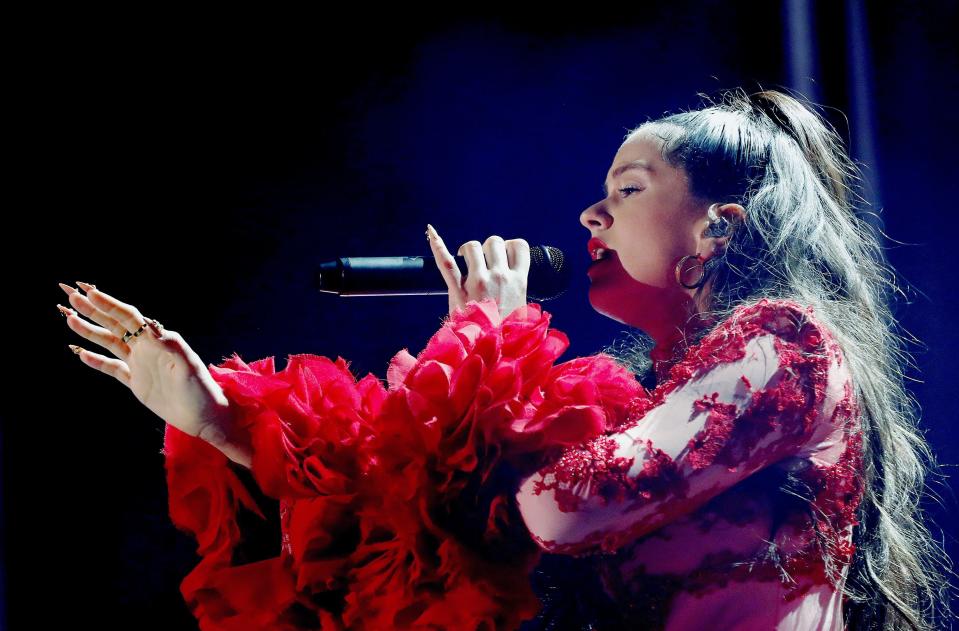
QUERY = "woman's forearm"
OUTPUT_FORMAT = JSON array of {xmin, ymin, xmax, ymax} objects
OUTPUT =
[
  {"xmin": 196, "ymin": 399, "xmax": 253, "ymax": 469},
  {"xmin": 216, "ymin": 440, "xmax": 253, "ymax": 469}
]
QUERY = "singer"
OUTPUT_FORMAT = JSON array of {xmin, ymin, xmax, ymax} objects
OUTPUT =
[{"xmin": 57, "ymin": 88, "xmax": 951, "ymax": 630}]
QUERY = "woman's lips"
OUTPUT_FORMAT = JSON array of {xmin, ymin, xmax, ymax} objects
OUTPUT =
[{"xmin": 587, "ymin": 250, "xmax": 617, "ymax": 275}]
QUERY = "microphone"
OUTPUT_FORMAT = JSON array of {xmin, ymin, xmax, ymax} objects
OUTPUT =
[{"xmin": 315, "ymin": 245, "xmax": 572, "ymax": 301}]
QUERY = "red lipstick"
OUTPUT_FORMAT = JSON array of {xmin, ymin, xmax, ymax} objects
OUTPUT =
[{"xmin": 588, "ymin": 237, "xmax": 614, "ymax": 262}]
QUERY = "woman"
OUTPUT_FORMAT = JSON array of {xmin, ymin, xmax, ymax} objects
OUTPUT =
[{"xmin": 57, "ymin": 88, "xmax": 953, "ymax": 630}]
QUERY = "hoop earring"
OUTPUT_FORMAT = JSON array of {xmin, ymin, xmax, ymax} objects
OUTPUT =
[{"xmin": 675, "ymin": 253, "xmax": 710, "ymax": 290}]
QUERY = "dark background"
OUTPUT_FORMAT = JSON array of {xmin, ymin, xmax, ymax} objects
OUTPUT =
[{"xmin": 8, "ymin": 3, "xmax": 958, "ymax": 628}]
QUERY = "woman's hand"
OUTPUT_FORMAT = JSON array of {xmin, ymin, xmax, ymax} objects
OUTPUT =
[
  {"xmin": 426, "ymin": 224, "xmax": 531, "ymax": 319},
  {"xmin": 57, "ymin": 282, "xmax": 249, "ymax": 463}
]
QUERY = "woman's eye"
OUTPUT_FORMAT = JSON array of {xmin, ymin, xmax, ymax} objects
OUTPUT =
[{"xmin": 619, "ymin": 186, "xmax": 642, "ymax": 198}]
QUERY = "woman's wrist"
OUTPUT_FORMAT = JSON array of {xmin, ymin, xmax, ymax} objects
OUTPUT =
[
  {"xmin": 216, "ymin": 439, "xmax": 253, "ymax": 469},
  {"xmin": 198, "ymin": 398, "xmax": 253, "ymax": 469}
]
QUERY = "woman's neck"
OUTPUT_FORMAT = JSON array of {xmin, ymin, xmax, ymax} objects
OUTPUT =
[{"xmin": 648, "ymin": 305, "xmax": 715, "ymax": 382}]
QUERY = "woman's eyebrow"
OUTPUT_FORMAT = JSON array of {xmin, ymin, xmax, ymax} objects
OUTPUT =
[{"xmin": 602, "ymin": 160, "xmax": 653, "ymax": 195}]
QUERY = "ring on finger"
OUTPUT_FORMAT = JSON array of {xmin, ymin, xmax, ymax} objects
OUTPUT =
[{"xmin": 122, "ymin": 317, "xmax": 164, "ymax": 344}]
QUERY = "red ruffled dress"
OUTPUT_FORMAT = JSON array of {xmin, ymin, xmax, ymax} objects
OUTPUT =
[{"xmin": 162, "ymin": 297, "xmax": 865, "ymax": 630}]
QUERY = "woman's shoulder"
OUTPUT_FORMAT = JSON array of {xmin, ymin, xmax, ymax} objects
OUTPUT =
[
  {"xmin": 663, "ymin": 297, "xmax": 846, "ymax": 390},
  {"xmin": 716, "ymin": 297, "xmax": 838, "ymax": 353}
]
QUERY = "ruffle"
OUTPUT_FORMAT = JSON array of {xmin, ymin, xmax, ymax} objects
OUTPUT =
[{"xmin": 162, "ymin": 298, "xmax": 645, "ymax": 630}]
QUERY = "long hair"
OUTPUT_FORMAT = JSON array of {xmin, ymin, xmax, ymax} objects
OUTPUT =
[{"xmin": 598, "ymin": 87, "xmax": 956, "ymax": 630}]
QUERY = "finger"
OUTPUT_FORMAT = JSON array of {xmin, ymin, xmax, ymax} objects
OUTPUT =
[
  {"xmin": 68, "ymin": 345, "xmax": 132, "ymax": 388},
  {"xmin": 59, "ymin": 282, "xmax": 132, "ymax": 340},
  {"xmin": 74, "ymin": 282, "xmax": 150, "ymax": 338},
  {"xmin": 505, "ymin": 239, "xmax": 531, "ymax": 273},
  {"xmin": 482, "ymin": 235, "xmax": 509, "ymax": 270},
  {"xmin": 457, "ymin": 240, "xmax": 485, "ymax": 276},
  {"xmin": 59, "ymin": 303, "xmax": 131, "ymax": 360},
  {"xmin": 426, "ymin": 224, "xmax": 464, "ymax": 290}
]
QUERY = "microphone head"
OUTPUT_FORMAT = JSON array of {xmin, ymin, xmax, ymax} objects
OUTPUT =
[{"xmin": 528, "ymin": 245, "xmax": 571, "ymax": 301}]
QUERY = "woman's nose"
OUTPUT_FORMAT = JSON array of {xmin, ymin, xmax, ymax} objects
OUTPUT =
[{"xmin": 579, "ymin": 201, "xmax": 611, "ymax": 231}]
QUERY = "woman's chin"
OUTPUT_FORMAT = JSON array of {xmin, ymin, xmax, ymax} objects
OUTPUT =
[
  {"xmin": 587, "ymin": 266, "xmax": 689, "ymax": 330},
  {"xmin": 587, "ymin": 284, "xmax": 634, "ymax": 325}
]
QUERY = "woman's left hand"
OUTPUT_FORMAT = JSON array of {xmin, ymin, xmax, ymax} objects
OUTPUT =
[{"xmin": 426, "ymin": 224, "xmax": 530, "ymax": 320}]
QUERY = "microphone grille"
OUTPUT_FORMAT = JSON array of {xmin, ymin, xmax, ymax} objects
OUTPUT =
[{"xmin": 529, "ymin": 245, "xmax": 571, "ymax": 301}]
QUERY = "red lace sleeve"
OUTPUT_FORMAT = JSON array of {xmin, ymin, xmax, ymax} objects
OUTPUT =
[
  {"xmin": 161, "ymin": 298, "xmax": 643, "ymax": 630},
  {"xmin": 515, "ymin": 298, "xmax": 856, "ymax": 558}
]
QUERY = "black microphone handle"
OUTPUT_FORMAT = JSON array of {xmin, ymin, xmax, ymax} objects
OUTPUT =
[{"xmin": 315, "ymin": 246, "xmax": 572, "ymax": 301}]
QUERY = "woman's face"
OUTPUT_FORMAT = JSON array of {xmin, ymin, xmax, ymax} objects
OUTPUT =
[{"xmin": 579, "ymin": 133, "xmax": 718, "ymax": 348}]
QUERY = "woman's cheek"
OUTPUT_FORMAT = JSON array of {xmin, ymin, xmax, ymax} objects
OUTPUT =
[
  {"xmin": 616, "ymin": 251, "xmax": 642, "ymax": 283},
  {"xmin": 627, "ymin": 248, "xmax": 672, "ymax": 288}
]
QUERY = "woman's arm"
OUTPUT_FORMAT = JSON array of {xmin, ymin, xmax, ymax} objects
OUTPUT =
[
  {"xmin": 515, "ymin": 298, "xmax": 853, "ymax": 556},
  {"xmin": 206, "ymin": 426, "xmax": 253, "ymax": 469},
  {"xmin": 195, "ymin": 396, "xmax": 254, "ymax": 469}
]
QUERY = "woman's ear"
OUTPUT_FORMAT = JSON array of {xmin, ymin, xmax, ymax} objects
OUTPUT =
[
  {"xmin": 702, "ymin": 234, "xmax": 732, "ymax": 261},
  {"xmin": 716, "ymin": 203, "xmax": 746, "ymax": 225},
  {"xmin": 700, "ymin": 202, "xmax": 744, "ymax": 260}
]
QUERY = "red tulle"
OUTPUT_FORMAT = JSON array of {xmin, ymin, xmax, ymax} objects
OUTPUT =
[{"xmin": 163, "ymin": 298, "xmax": 643, "ymax": 630}]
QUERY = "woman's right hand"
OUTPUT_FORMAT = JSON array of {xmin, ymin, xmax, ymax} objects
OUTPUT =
[{"xmin": 57, "ymin": 282, "xmax": 247, "ymax": 460}]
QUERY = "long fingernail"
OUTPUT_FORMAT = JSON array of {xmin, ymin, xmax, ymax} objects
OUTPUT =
[
  {"xmin": 57, "ymin": 304, "xmax": 76, "ymax": 318},
  {"xmin": 426, "ymin": 224, "xmax": 439, "ymax": 242},
  {"xmin": 76, "ymin": 281, "xmax": 96, "ymax": 292},
  {"xmin": 58, "ymin": 282, "xmax": 77, "ymax": 296},
  {"xmin": 68, "ymin": 344, "xmax": 82, "ymax": 355}
]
